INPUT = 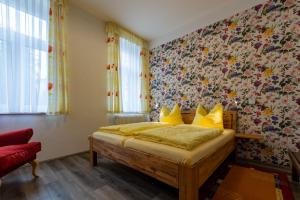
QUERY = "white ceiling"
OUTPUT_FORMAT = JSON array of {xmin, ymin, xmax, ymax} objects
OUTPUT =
[{"xmin": 70, "ymin": 0, "xmax": 265, "ymax": 48}]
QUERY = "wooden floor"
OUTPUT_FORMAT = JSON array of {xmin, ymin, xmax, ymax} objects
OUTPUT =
[
  {"xmin": 1, "ymin": 152, "xmax": 300, "ymax": 200},
  {"xmin": 0, "ymin": 153, "xmax": 178, "ymax": 200}
]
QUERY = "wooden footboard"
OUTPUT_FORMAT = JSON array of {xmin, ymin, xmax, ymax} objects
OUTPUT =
[
  {"xmin": 195, "ymin": 139, "xmax": 235, "ymax": 187},
  {"xmin": 89, "ymin": 136, "xmax": 236, "ymax": 200},
  {"xmin": 89, "ymin": 136, "xmax": 179, "ymax": 187},
  {"xmin": 178, "ymin": 139, "xmax": 236, "ymax": 200}
]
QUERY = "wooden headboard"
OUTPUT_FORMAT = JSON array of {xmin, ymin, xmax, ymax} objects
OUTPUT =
[{"xmin": 181, "ymin": 110, "xmax": 237, "ymax": 130}]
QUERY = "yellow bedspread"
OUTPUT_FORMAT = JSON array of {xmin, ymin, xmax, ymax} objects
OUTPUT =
[
  {"xmin": 98, "ymin": 122, "xmax": 173, "ymax": 136},
  {"xmin": 135, "ymin": 125, "xmax": 223, "ymax": 150}
]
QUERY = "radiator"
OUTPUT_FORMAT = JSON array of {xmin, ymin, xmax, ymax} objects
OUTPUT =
[{"xmin": 107, "ymin": 113, "xmax": 149, "ymax": 125}]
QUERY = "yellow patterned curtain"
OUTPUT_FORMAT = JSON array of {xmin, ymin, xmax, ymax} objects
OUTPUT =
[
  {"xmin": 140, "ymin": 45, "xmax": 150, "ymax": 112},
  {"xmin": 106, "ymin": 23, "xmax": 121, "ymax": 112},
  {"xmin": 48, "ymin": 0, "xmax": 69, "ymax": 114},
  {"xmin": 106, "ymin": 22, "xmax": 150, "ymax": 113}
]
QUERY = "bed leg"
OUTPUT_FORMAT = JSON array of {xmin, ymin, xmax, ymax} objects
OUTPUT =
[
  {"xmin": 89, "ymin": 136, "xmax": 98, "ymax": 167},
  {"xmin": 90, "ymin": 151, "xmax": 98, "ymax": 167},
  {"xmin": 229, "ymin": 148, "xmax": 237, "ymax": 163},
  {"xmin": 179, "ymin": 166, "xmax": 198, "ymax": 200}
]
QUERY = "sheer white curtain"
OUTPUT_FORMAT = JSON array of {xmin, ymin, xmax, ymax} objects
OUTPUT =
[
  {"xmin": 0, "ymin": 0, "xmax": 49, "ymax": 113},
  {"xmin": 119, "ymin": 37, "xmax": 142, "ymax": 113}
]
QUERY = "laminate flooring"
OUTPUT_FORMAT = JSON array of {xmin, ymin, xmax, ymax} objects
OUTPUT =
[{"xmin": 1, "ymin": 153, "xmax": 299, "ymax": 200}]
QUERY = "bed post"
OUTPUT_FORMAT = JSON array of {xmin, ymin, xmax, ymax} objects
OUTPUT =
[
  {"xmin": 89, "ymin": 136, "xmax": 98, "ymax": 167},
  {"xmin": 178, "ymin": 165, "xmax": 198, "ymax": 200}
]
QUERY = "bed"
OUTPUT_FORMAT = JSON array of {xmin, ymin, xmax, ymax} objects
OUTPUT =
[{"xmin": 89, "ymin": 110, "xmax": 237, "ymax": 200}]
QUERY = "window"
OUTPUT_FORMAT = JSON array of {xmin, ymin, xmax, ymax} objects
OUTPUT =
[
  {"xmin": 106, "ymin": 22, "xmax": 149, "ymax": 113},
  {"xmin": 119, "ymin": 37, "xmax": 142, "ymax": 113},
  {"xmin": 0, "ymin": 0, "xmax": 49, "ymax": 113}
]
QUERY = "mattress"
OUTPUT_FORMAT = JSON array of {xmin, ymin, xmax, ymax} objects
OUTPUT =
[
  {"xmin": 92, "ymin": 131, "xmax": 129, "ymax": 146},
  {"xmin": 124, "ymin": 129, "xmax": 235, "ymax": 165}
]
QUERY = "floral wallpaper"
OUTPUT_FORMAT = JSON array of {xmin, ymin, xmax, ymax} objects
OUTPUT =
[{"xmin": 149, "ymin": 0, "xmax": 300, "ymax": 167}]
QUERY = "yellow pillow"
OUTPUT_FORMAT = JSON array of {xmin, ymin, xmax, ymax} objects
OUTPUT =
[
  {"xmin": 192, "ymin": 103, "xmax": 223, "ymax": 129},
  {"xmin": 159, "ymin": 104, "xmax": 184, "ymax": 125},
  {"xmin": 192, "ymin": 104, "xmax": 207, "ymax": 124}
]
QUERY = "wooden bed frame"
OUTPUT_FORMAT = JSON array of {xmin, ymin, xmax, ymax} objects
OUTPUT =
[{"xmin": 89, "ymin": 111, "xmax": 237, "ymax": 200}]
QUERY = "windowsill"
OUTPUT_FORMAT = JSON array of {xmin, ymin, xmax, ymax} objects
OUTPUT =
[
  {"xmin": 0, "ymin": 113, "xmax": 46, "ymax": 116},
  {"xmin": 107, "ymin": 112, "xmax": 148, "ymax": 116}
]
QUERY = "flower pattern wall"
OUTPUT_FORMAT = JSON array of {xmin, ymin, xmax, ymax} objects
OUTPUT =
[{"xmin": 149, "ymin": 0, "xmax": 300, "ymax": 167}]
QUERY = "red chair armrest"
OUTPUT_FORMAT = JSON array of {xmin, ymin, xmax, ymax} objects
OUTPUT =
[{"xmin": 0, "ymin": 128, "xmax": 33, "ymax": 147}]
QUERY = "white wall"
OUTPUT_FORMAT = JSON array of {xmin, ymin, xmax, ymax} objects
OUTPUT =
[
  {"xmin": 150, "ymin": 0, "xmax": 265, "ymax": 48},
  {"xmin": 0, "ymin": 4, "xmax": 108, "ymax": 161}
]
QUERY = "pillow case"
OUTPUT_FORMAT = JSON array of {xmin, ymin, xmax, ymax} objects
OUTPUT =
[
  {"xmin": 159, "ymin": 104, "xmax": 184, "ymax": 125},
  {"xmin": 192, "ymin": 104, "xmax": 207, "ymax": 124},
  {"xmin": 192, "ymin": 103, "xmax": 223, "ymax": 129}
]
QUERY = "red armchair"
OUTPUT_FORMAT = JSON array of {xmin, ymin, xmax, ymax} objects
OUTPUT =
[{"xmin": 0, "ymin": 128, "xmax": 41, "ymax": 186}]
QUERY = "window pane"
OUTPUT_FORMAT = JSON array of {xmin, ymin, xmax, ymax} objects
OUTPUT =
[
  {"xmin": 119, "ymin": 37, "xmax": 141, "ymax": 113},
  {"xmin": 0, "ymin": 0, "xmax": 49, "ymax": 113}
]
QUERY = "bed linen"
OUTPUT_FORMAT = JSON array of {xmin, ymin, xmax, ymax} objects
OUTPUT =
[
  {"xmin": 134, "ymin": 124, "xmax": 223, "ymax": 150},
  {"xmin": 124, "ymin": 129, "xmax": 235, "ymax": 166},
  {"xmin": 92, "ymin": 131, "xmax": 129, "ymax": 146},
  {"xmin": 98, "ymin": 122, "xmax": 173, "ymax": 136}
]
